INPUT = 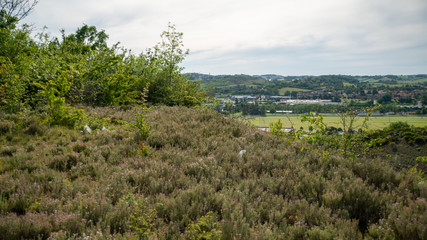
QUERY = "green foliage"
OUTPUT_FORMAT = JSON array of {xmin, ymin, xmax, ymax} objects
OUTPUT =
[
  {"xmin": 298, "ymin": 106, "xmax": 380, "ymax": 158},
  {"xmin": 186, "ymin": 211, "xmax": 222, "ymax": 240},
  {"xmin": 146, "ymin": 23, "xmax": 208, "ymax": 107},
  {"xmin": 377, "ymin": 93, "xmax": 392, "ymax": 104},
  {"xmin": 1, "ymin": 20, "xmax": 207, "ymax": 115},
  {"xmin": 36, "ymin": 69, "xmax": 83, "ymax": 128},
  {"xmin": 270, "ymin": 119, "xmax": 285, "ymax": 137},
  {"xmin": 301, "ymin": 112, "xmax": 327, "ymax": 133},
  {"xmin": 371, "ymin": 121, "xmax": 427, "ymax": 145},
  {"xmin": 133, "ymin": 110, "xmax": 152, "ymax": 142},
  {"xmin": 0, "ymin": 1, "xmax": 38, "ymax": 29},
  {"xmin": 0, "ymin": 57, "xmax": 26, "ymax": 113},
  {"xmin": 120, "ymin": 194, "xmax": 159, "ymax": 239},
  {"xmin": 362, "ymin": 121, "xmax": 427, "ymax": 173},
  {"xmin": 409, "ymin": 156, "xmax": 427, "ymax": 183}
]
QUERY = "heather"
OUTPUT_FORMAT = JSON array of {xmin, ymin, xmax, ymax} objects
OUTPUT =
[
  {"xmin": 0, "ymin": 106, "xmax": 426, "ymax": 239},
  {"xmin": 1, "ymin": 3, "xmax": 426, "ymax": 239}
]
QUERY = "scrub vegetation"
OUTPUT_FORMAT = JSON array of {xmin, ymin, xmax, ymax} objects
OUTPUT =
[
  {"xmin": 1, "ymin": 2, "xmax": 426, "ymax": 239},
  {"xmin": 0, "ymin": 106, "xmax": 426, "ymax": 239}
]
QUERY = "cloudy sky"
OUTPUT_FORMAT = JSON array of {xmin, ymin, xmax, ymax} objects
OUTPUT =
[{"xmin": 25, "ymin": 0, "xmax": 427, "ymax": 75}]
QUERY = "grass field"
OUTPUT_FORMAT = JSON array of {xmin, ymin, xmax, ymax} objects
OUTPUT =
[
  {"xmin": 278, "ymin": 87, "xmax": 311, "ymax": 95},
  {"xmin": 246, "ymin": 115, "xmax": 427, "ymax": 130}
]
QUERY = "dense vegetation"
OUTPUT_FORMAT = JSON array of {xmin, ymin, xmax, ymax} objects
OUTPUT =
[
  {"xmin": 0, "ymin": 106, "xmax": 426, "ymax": 239},
  {"xmin": 1, "ymin": 2, "xmax": 426, "ymax": 239},
  {"xmin": 0, "ymin": 20, "xmax": 207, "ymax": 120},
  {"xmin": 361, "ymin": 122, "xmax": 427, "ymax": 172}
]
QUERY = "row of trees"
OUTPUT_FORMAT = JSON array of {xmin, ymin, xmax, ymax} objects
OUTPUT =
[
  {"xmin": 217, "ymin": 99, "xmax": 427, "ymax": 116},
  {"xmin": 0, "ymin": 1, "xmax": 207, "ymax": 121}
]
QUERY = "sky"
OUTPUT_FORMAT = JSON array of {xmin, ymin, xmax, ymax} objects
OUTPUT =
[{"xmin": 24, "ymin": 0, "xmax": 427, "ymax": 76}]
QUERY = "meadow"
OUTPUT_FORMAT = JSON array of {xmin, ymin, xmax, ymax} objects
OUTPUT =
[
  {"xmin": 248, "ymin": 115, "xmax": 427, "ymax": 130},
  {"xmin": 278, "ymin": 87, "xmax": 311, "ymax": 95}
]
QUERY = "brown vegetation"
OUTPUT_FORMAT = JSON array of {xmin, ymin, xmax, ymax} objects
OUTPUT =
[{"xmin": 0, "ymin": 106, "xmax": 426, "ymax": 239}]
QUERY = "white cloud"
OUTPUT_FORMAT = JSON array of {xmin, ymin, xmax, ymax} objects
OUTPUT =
[{"xmin": 24, "ymin": 0, "xmax": 427, "ymax": 75}]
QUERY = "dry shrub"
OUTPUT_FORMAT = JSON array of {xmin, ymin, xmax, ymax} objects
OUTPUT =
[{"xmin": 0, "ymin": 106, "xmax": 425, "ymax": 239}]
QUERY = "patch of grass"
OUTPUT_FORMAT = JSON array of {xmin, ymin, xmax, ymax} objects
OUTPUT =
[
  {"xmin": 278, "ymin": 87, "xmax": 311, "ymax": 95},
  {"xmin": 249, "ymin": 116, "xmax": 427, "ymax": 129}
]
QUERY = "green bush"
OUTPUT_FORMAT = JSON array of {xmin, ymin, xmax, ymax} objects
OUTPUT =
[{"xmin": 185, "ymin": 211, "xmax": 222, "ymax": 240}]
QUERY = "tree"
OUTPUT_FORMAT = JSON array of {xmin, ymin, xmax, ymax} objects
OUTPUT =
[
  {"xmin": 378, "ymin": 93, "xmax": 392, "ymax": 104},
  {"xmin": 421, "ymin": 93, "xmax": 427, "ymax": 105},
  {"xmin": 147, "ymin": 23, "xmax": 206, "ymax": 106},
  {"xmin": 156, "ymin": 23, "xmax": 188, "ymax": 86},
  {"xmin": 59, "ymin": 24, "xmax": 108, "ymax": 54},
  {"xmin": 0, "ymin": 0, "xmax": 38, "ymax": 28}
]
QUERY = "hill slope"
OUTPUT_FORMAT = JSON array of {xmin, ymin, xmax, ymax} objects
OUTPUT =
[{"xmin": 0, "ymin": 106, "xmax": 426, "ymax": 239}]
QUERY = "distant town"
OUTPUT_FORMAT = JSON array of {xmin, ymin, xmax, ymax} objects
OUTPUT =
[{"xmin": 188, "ymin": 73, "xmax": 427, "ymax": 115}]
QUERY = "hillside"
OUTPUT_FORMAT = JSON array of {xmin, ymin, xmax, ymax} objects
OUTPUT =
[
  {"xmin": 0, "ymin": 106, "xmax": 426, "ymax": 239},
  {"xmin": 188, "ymin": 74, "xmax": 427, "ymax": 103}
]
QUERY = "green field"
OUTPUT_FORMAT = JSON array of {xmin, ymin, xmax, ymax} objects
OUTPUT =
[
  {"xmin": 278, "ymin": 87, "xmax": 311, "ymax": 95},
  {"xmin": 246, "ymin": 115, "xmax": 427, "ymax": 130}
]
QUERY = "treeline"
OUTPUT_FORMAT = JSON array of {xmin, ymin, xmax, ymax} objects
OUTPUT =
[
  {"xmin": 218, "ymin": 102, "xmax": 362, "ymax": 116},
  {"xmin": 0, "ymin": 20, "xmax": 207, "ymax": 120}
]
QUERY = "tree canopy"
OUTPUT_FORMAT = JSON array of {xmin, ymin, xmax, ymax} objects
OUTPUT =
[
  {"xmin": 0, "ymin": 0, "xmax": 38, "ymax": 28},
  {"xmin": 0, "ymin": 20, "xmax": 208, "ymax": 120}
]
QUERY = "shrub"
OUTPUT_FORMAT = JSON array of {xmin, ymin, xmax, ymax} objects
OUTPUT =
[
  {"xmin": 339, "ymin": 178, "xmax": 388, "ymax": 232},
  {"xmin": 185, "ymin": 211, "xmax": 222, "ymax": 240},
  {"xmin": 0, "ymin": 213, "xmax": 52, "ymax": 240},
  {"xmin": 1, "ymin": 147, "xmax": 16, "ymax": 157},
  {"xmin": 0, "ymin": 106, "xmax": 424, "ymax": 238},
  {"xmin": 23, "ymin": 119, "xmax": 46, "ymax": 136},
  {"xmin": 269, "ymin": 119, "xmax": 285, "ymax": 137},
  {"xmin": 0, "ymin": 120, "xmax": 15, "ymax": 135}
]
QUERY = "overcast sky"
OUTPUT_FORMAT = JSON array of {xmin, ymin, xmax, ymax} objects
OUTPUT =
[{"xmin": 25, "ymin": 0, "xmax": 427, "ymax": 75}]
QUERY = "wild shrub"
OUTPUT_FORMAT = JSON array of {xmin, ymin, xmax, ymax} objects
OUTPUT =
[
  {"xmin": 36, "ymin": 69, "xmax": 84, "ymax": 128},
  {"xmin": 105, "ymin": 202, "xmax": 132, "ymax": 234},
  {"xmin": 47, "ymin": 102, "xmax": 83, "ymax": 128},
  {"xmin": 0, "ymin": 120, "xmax": 14, "ymax": 135},
  {"xmin": 0, "ymin": 213, "xmax": 53, "ymax": 240},
  {"xmin": 71, "ymin": 193, "xmax": 111, "ymax": 227},
  {"xmin": 367, "ymin": 198, "xmax": 426, "ymax": 239},
  {"xmin": 48, "ymin": 153, "xmax": 79, "ymax": 171},
  {"xmin": 72, "ymin": 142, "xmax": 88, "ymax": 153},
  {"xmin": 132, "ymin": 85, "xmax": 152, "ymax": 150},
  {"xmin": 185, "ymin": 211, "xmax": 222, "ymax": 240},
  {"xmin": 270, "ymin": 119, "xmax": 285, "ymax": 138},
  {"xmin": 0, "ymin": 57, "xmax": 27, "ymax": 113},
  {"xmin": 1, "ymin": 146, "xmax": 16, "ymax": 156},
  {"xmin": 338, "ymin": 178, "xmax": 388, "ymax": 232},
  {"xmin": 23, "ymin": 119, "xmax": 45, "ymax": 136},
  {"xmin": 118, "ymin": 193, "xmax": 160, "ymax": 239},
  {"xmin": 0, "ymin": 106, "xmax": 425, "ymax": 239}
]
